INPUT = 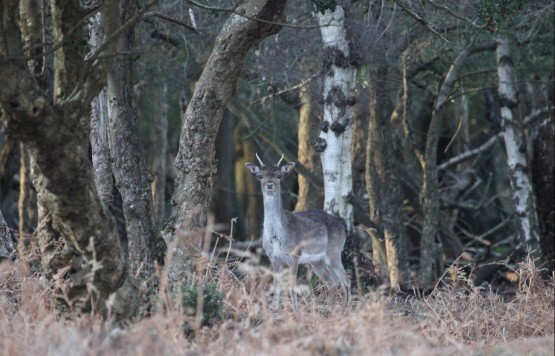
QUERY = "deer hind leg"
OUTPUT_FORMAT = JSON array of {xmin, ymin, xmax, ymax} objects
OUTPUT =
[
  {"xmin": 311, "ymin": 259, "xmax": 336, "ymax": 285},
  {"xmin": 312, "ymin": 256, "xmax": 351, "ymax": 303},
  {"xmin": 330, "ymin": 256, "xmax": 351, "ymax": 303}
]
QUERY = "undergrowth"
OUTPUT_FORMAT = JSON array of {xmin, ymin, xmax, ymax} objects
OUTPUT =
[{"xmin": 1, "ymin": 255, "xmax": 553, "ymax": 355}]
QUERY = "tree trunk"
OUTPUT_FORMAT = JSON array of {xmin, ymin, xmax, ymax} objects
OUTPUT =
[
  {"xmin": 438, "ymin": 86, "xmax": 468, "ymax": 261},
  {"xmin": 419, "ymin": 43, "xmax": 495, "ymax": 288},
  {"xmin": 0, "ymin": 0, "xmax": 139, "ymax": 317},
  {"xmin": 0, "ymin": 208, "xmax": 15, "ymax": 260},
  {"xmin": 366, "ymin": 59, "xmax": 409, "ymax": 289},
  {"xmin": 152, "ymin": 82, "xmax": 169, "ymax": 224},
  {"xmin": 315, "ymin": 5, "xmax": 355, "ymax": 232},
  {"xmin": 496, "ymin": 38, "xmax": 541, "ymax": 259},
  {"xmin": 295, "ymin": 86, "xmax": 323, "ymax": 212},
  {"xmin": 90, "ymin": 11, "xmax": 130, "ymax": 267},
  {"xmin": 106, "ymin": 0, "xmax": 158, "ymax": 273},
  {"xmin": 532, "ymin": 120, "xmax": 554, "ymax": 273},
  {"xmin": 169, "ymin": 0, "xmax": 288, "ymax": 286}
]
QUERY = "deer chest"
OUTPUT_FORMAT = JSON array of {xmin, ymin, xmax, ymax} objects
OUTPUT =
[{"xmin": 262, "ymin": 227, "xmax": 292, "ymax": 266}]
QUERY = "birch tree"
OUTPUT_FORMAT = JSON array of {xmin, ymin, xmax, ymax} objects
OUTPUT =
[
  {"xmin": 495, "ymin": 38, "xmax": 541, "ymax": 259},
  {"xmin": 314, "ymin": 4, "xmax": 355, "ymax": 232}
]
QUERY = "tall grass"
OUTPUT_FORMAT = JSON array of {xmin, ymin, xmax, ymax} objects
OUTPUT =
[{"xmin": 1, "ymin": 254, "xmax": 553, "ymax": 355}]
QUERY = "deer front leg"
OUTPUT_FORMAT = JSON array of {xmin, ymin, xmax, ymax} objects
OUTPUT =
[
  {"xmin": 288, "ymin": 257, "xmax": 300, "ymax": 312},
  {"xmin": 270, "ymin": 261, "xmax": 284, "ymax": 310}
]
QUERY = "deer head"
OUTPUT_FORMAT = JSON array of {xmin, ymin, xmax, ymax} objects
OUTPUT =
[{"xmin": 245, "ymin": 154, "xmax": 295, "ymax": 196}]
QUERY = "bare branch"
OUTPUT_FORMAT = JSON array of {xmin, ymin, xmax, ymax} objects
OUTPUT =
[
  {"xmin": 425, "ymin": 0, "xmax": 495, "ymax": 31},
  {"xmin": 438, "ymin": 106, "xmax": 553, "ymax": 171},
  {"xmin": 392, "ymin": 0, "xmax": 449, "ymax": 42},
  {"xmin": 249, "ymin": 73, "xmax": 319, "ymax": 105},
  {"xmin": 186, "ymin": 0, "xmax": 325, "ymax": 30},
  {"xmin": 70, "ymin": 0, "xmax": 158, "ymax": 106},
  {"xmin": 142, "ymin": 11, "xmax": 199, "ymax": 34}
]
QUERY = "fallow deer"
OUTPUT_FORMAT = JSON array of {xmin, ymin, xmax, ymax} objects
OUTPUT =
[{"xmin": 245, "ymin": 154, "xmax": 350, "ymax": 309}]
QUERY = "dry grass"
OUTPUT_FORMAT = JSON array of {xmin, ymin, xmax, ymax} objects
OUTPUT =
[{"xmin": 1, "ymin": 256, "xmax": 553, "ymax": 356}]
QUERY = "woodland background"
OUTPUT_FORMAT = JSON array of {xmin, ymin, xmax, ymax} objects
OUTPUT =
[{"xmin": 0, "ymin": 0, "xmax": 554, "ymax": 354}]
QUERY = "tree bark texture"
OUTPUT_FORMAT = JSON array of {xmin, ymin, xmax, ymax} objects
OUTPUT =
[
  {"xmin": 90, "ymin": 12, "xmax": 116, "ymax": 214},
  {"xmin": 152, "ymin": 83, "xmax": 169, "ymax": 224},
  {"xmin": 0, "ymin": 0, "xmax": 139, "ymax": 316},
  {"xmin": 316, "ymin": 5, "xmax": 355, "ymax": 232},
  {"xmin": 89, "ymin": 12, "xmax": 129, "ymax": 266},
  {"xmin": 295, "ymin": 86, "xmax": 323, "ymax": 212},
  {"xmin": 169, "ymin": 0, "xmax": 287, "ymax": 285},
  {"xmin": 419, "ymin": 43, "xmax": 495, "ymax": 288},
  {"xmin": 496, "ymin": 38, "xmax": 541, "ymax": 259},
  {"xmin": 365, "ymin": 60, "xmax": 409, "ymax": 289},
  {"xmin": 106, "ymin": 0, "xmax": 157, "ymax": 273},
  {"xmin": 0, "ymin": 208, "xmax": 15, "ymax": 260}
]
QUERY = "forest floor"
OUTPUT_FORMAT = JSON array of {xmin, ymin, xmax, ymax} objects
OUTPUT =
[{"xmin": 1, "ymin": 257, "xmax": 553, "ymax": 356}]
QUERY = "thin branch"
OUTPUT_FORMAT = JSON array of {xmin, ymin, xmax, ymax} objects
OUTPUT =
[
  {"xmin": 438, "ymin": 106, "xmax": 553, "ymax": 171},
  {"xmin": 186, "ymin": 0, "xmax": 326, "ymax": 30},
  {"xmin": 249, "ymin": 73, "xmax": 319, "ymax": 105},
  {"xmin": 425, "ymin": 0, "xmax": 495, "ymax": 31},
  {"xmin": 392, "ymin": 0, "xmax": 449, "ymax": 42},
  {"xmin": 148, "ymin": 29, "xmax": 182, "ymax": 47},
  {"xmin": 14, "ymin": 5, "xmax": 101, "ymax": 62},
  {"xmin": 67, "ymin": 0, "xmax": 158, "ymax": 105},
  {"xmin": 86, "ymin": 0, "xmax": 157, "ymax": 68},
  {"xmin": 143, "ymin": 11, "xmax": 199, "ymax": 34}
]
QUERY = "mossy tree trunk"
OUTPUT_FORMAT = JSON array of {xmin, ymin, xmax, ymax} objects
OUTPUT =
[{"xmin": 0, "ymin": 0, "xmax": 141, "ymax": 317}]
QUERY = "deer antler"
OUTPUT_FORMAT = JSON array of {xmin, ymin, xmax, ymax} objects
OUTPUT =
[
  {"xmin": 256, "ymin": 152, "xmax": 265, "ymax": 166},
  {"xmin": 276, "ymin": 154, "xmax": 285, "ymax": 166}
]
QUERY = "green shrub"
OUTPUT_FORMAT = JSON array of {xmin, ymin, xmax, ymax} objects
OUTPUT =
[{"xmin": 181, "ymin": 283, "xmax": 224, "ymax": 328}]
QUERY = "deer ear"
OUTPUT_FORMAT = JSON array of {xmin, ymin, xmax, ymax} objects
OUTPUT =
[
  {"xmin": 245, "ymin": 163, "xmax": 262, "ymax": 179},
  {"xmin": 280, "ymin": 162, "xmax": 295, "ymax": 178}
]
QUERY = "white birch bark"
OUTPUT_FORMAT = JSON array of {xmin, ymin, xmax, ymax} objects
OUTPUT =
[
  {"xmin": 496, "ymin": 38, "xmax": 541, "ymax": 257},
  {"xmin": 316, "ymin": 5, "xmax": 355, "ymax": 232}
]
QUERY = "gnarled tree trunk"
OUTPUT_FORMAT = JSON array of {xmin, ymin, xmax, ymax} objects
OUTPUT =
[
  {"xmin": 0, "ymin": 0, "xmax": 140, "ymax": 317},
  {"xmin": 105, "ymin": 0, "xmax": 157, "ymax": 273},
  {"xmin": 168, "ymin": 0, "xmax": 288, "ymax": 286}
]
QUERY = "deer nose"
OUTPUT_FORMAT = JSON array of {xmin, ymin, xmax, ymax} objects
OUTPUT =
[{"xmin": 265, "ymin": 182, "xmax": 275, "ymax": 190}]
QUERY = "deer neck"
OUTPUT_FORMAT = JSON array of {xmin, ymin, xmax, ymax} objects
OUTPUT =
[{"xmin": 262, "ymin": 192, "xmax": 286, "ymax": 234}]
